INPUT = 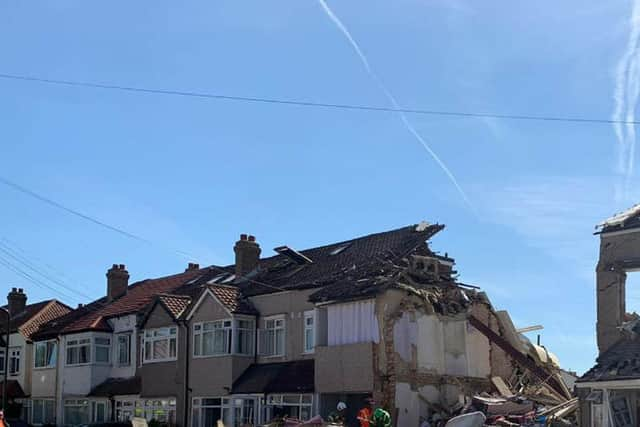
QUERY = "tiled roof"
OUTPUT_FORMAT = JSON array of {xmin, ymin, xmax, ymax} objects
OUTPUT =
[
  {"xmin": 158, "ymin": 294, "xmax": 192, "ymax": 319},
  {"xmin": 89, "ymin": 376, "xmax": 141, "ymax": 397},
  {"xmin": 34, "ymin": 269, "xmax": 204, "ymax": 337},
  {"xmin": 0, "ymin": 300, "xmax": 71, "ymax": 339},
  {"xmin": 232, "ymin": 360, "xmax": 314, "ymax": 394},
  {"xmin": 240, "ymin": 223, "xmax": 445, "ymax": 296},
  {"xmin": 208, "ymin": 284, "xmax": 257, "ymax": 315},
  {"xmin": 578, "ymin": 337, "xmax": 640, "ymax": 382},
  {"xmin": 597, "ymin": 203, "xmax": 640, "ymax": 234},
  {"xmin": 35, "ymin": 222, "xmax": 444, "ymax": 336},
  {"xmin": 19, "ymin": 300, "xmax": 72, "ymax": 339}
]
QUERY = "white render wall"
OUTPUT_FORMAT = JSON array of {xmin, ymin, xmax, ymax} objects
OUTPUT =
[{"xmin": 109, "ymin": 314, "xmax": 138, "ymax": 379}]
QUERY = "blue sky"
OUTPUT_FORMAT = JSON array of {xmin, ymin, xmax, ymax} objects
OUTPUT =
[{"xmin": 0, "ymin": 1, "xmax": 637, "ymax": 374}]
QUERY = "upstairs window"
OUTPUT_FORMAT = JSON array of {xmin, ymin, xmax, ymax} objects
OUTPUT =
[
  {"xmin": 259, "ymin": 316, "xmax": 285, "ymax": 357},
  {"xmin": 304, "ymin": 311, "xmax": 315, "ymax": 353},
  {"xmin": 117, "ymin": 334, "xmax": 131, "ymax": 366},
  {"xmin": 9, "ymin": 348, "xmax": 20, "ymax": 375},
  {"xmin": 66, "ymin": 339, "xmax": 91, "ymax": 365},
  {"xmin": 34, "ymin": 341, "xmax": 57, "ymax": 368},
  {"xmin": 94, "ymin": 337, "xmax": 111, "ymax": 363},
  {"xmin": 193, "ymin": 320, "xmax": 232, "ymax": 356},
  {"xmin": 143, "ymin": 327, "xmax": 178, "ymax": 363},
  {"xmin": 235, "ymin": 319, "xmax": 255, "ymax": 355},
  {"xmin": 0, "ymin": 350, "xmax": 4, "ymax": 373}
]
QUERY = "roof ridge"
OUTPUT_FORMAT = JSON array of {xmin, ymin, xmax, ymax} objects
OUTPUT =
[{"xmin": 17, "ymin": 299, "xmax": 57, "ymax": 335}]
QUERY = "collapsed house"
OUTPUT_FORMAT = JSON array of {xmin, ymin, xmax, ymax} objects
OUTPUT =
[
  {"xmin": 8, "ymin": 222, "xmax": 573, "ymax": 426},
  {"xmin": 576, "ymin": 205, "xmax": 640, "ymax": 427}
]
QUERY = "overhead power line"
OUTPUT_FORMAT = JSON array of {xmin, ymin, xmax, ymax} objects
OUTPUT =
[
  {"xmin": 0, "ymin": 72, "xmax": 637, "ymax": 126},
  {"xmin": 0, "ymin": 176, "xmax": 196, "ymax": 260}
]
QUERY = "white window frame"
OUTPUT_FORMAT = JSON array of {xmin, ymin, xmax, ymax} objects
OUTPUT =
[
  {"xmin": 9, "ymin": 347, "xmax": 21, "ymax": 375},
  {"xmin": 66, "ymin": 338, "xmax": 91, "ymax": 366},
  {"xmin": 263, "ymin": 394, "xmax": 313, "ymax": 423},
  {"xmin": 34, "ymin": 340, "xmax": 58, "ymax": 369},
  {"xmin": 94, "ymin": 337, "xmax": 111, "ymax": 364},
  {"xmin": 91, "ymin": 400, "xmax": 108, "ymax": 423},
  {"xmin": 234, "ymin": 317, "xmax": 255, "ymax": 356},
  {"xmin": 191, "ymin": 397, "xmax": 232, "ymax": 427},
  {"xmin": 31, "ymin": 398, "xmax": 56, "ymax": 425},
  {"xmin": 117, "ymin": 333, "xmax": 132, "ymax": 366},
  {"xmin": 115, "ymin": 399, "xmax": 135, "ymax": 422},
  {"xmin": 303, "ymin": 311, "xmax": 315, "ymax": 354},
  {"xmin": 143, "ymin": 327, "xmax": 178, "ymax": 363},
  {"xmin": 64, "ymin": 399, "xmax": 91, "ymax": 426},
  {"xmin": 193, "ymin": 320, "xmax": 232, "ymax": 357},
  {"xmin": 259, "ymin": 315, "xmax": 286, "ymax": 357}
]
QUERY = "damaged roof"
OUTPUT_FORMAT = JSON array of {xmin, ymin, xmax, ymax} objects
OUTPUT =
[
  {"xmin": 578, "ymin": 336, "xmax": 640, "ymax": 382},
  {"xmin": 241, "ymin": 223, "xmax": 445, "ymax": 296},
  {"xmin": 34, "ymin": 222, "xmax": 445, "ymax": 337},
  {"xmin": 597, "ymin": 204, "xmax": 640, "ymax": 234}
]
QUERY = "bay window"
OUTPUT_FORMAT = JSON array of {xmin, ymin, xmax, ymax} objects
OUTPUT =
[
  {"xmin": 64, "ymin": 399, "xmax": 90, "ymax": 425},
  {"xmin": 34, "ymin": 341, "xmax": 57, "ymax": 368},
  {"xmin": 193, "ymin": 318, "xmax": 255, "ymax": 357},
  {"xmin": 32, "ymin": 399, "xmax": 56, "ymax": 425},
  {"xmin": 192, "ymin": 398, "xmax": 232, "ymax": 427},
  {"xmin": 263, "ymin": 395, "xmax": 312, "ymax": 422},
  {"xmin": 259, "ymin": 316, "xmax": 285, "ymax": 357},
  {"xmin": 94, "ymin": 337, "xmax": 111, "ymax": 363},
  {"xmin": 66, "ymin": 339, "xmax": 91, "ymax": 365},
  {"xmin": 143, "ymin": 327, "xmax": 178, "ymax": 362}
]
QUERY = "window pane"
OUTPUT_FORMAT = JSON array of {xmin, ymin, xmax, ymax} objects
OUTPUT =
[
  {"xmin": 33, "ymin": 400, "xmax": 44, "ymax": 424},
  {"xmin": 275, "ymin": 329, "xmax": 285, "ymax": 355},
  {"xmin": 95, "ymin": 337, "xmax": 110, "ymax": 345},
  {"xmin": 194, "ymin": 333, "xmax": 201, "ymax": 356},
  {"xmin": 153, "ymin": 339, "xmax": 169, "ymax": 359},
  {"xmin": 170, "ymin": 337, "xmax": 177, "ymax": 357},
  {"xmin": 79, "ymin": 345, "xmax": 90, "ymax": 363},
  {"xmin": 96, "ymin": 346, "xmax": 110, "ymax": 363}
]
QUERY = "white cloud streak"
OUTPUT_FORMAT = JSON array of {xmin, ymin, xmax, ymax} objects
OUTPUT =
[
  {"xmin": 316, "ymin": 0, "xmax": 474, "ymax": 210},
  {"xmin": 613, "ymin": 0, "xmax": 640, "ymax": 197}
]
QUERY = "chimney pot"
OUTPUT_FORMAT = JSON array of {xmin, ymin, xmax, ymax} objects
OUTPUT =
[
  {"xmin": 234, "ymin": 234, "xmax": 261, "ymax": 278},
  {"xmin": 7, "ymin": 287, "xmax": 27, "ymax": 316},
  {"xmin": 18, "ymin": 288, "xmax": 23, "ymax": 293},
  {"xmin": 106, "ymin": 264, "xmax": 129, "ymax": 302},
  {"xmin": 186, "ymin": 262, "xmax": 200, "ymax": 271}
]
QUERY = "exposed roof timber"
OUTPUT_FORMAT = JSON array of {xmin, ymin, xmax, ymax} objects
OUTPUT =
[{"xmin": 516, "ymin": 325, "xmax": 544, "ymax": 334}]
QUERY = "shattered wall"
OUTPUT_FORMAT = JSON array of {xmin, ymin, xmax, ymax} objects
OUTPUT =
[
  {"xmin": 596, "ymin": 229, "xmax": 640, "ymax": 354},
  {"xmin": 374, "ymin": 290, "xmax": 494, "ymax": 426}
]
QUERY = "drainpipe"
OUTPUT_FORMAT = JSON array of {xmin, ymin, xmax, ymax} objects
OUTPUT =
[
  {"xmin": 182, "ymin": 320, "xmax": 190, "ymax": 427},
  {"xmin": 54, "ymin": 336, "xmax": 60, "ymax": 424},
  {"xmin": 1, "ymin": 307, "xmax": 11, "ymax": 412}
]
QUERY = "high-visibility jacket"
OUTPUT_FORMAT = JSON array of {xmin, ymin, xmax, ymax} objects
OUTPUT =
[
  {"xmin": 357, "ymin": 407, "xmax": 372, "ymax": 427},
  {"xmin": 371, "ymin": 408, "xmax": 391, "ymax": 427}
]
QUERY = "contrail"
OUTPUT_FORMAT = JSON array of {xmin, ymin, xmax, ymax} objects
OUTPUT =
[
  {"xmin": 316, "ymin": 0, "xmax": 473, "ymax": 210},
  {"xmin": 613, "ymin": 0, "xmax": 640, "ymax": 196}
]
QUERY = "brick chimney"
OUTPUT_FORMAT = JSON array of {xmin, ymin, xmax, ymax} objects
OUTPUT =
[
  {"xmin": 106, "ymin": 264, "xmax": 129, "ymax": 302},
  {"xmin": 234, "ymin": 234, "xmax": 261, "ymax": 277},
  {"xmin": 185, "ymin": 263, "xmax": 200, "ymax": 272},
  {"xmin": 7, "ymin": 287, "xmax": 27, "ymax": 316}
]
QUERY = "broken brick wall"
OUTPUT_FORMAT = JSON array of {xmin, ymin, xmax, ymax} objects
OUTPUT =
[
  {"xmin": 470, "ymin": 302, "xmax": 514, "ymax": 380},
  {"xmin": 596, "ymin": 230, "xmax": 640, "ymax": 354},
  {"xmin": 373, "ymin": 290, "xmax": 493, "ymax": 425}
]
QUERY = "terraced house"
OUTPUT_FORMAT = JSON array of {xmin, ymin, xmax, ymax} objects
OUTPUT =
[
  {"xmin": 14, "ymin": 222, "xmax": 566, "ymax": 427},
  {"xmin": 0, "ymin": 288, "xmax": 71, "ymax": 424}
]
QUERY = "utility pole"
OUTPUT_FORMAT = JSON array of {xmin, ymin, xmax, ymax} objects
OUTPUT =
[{"xmin": 0, "ymin": 307, "xmax": 9, "ymax": 412}]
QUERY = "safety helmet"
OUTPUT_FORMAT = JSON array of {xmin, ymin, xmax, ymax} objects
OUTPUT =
[{"xmin": 337, "ymin": 402, "xmax": 347, "ymax": 411}]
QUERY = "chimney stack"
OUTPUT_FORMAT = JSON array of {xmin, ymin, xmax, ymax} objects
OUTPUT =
[
  {"xmin": 106, "ymin": 264, "xmax": 129, "ymax": 302},
  {"xmin": 234, "ymin": 234, "xmax": 261, "ymax": 277},
  {"xmin": 7, "ymin": 287, "xmax": 27, "ymax": 316},
  {"xmin": 185, "ymin": 263, "xmax": 200, "ymax": 272}
]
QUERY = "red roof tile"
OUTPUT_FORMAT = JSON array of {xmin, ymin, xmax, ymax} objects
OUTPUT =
[
  {"xmin": 57, "ymin": 269, "xmax": 203, "ymax": 334},
  {"xmin": 208, "ymin": 284, "xmax": 257, "ymax": 315},
  {"xmin": 19, "ymin": 301, "xmax": 72, "ymax": 339},
  {"xmin": 158, "ymin": 294, "xmax": 191, "ymax": 319}
]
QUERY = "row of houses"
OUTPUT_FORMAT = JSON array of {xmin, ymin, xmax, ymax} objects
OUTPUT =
[{"xmin": 0, "ymin": 222, "xmax": 567, "ymax": 427}]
